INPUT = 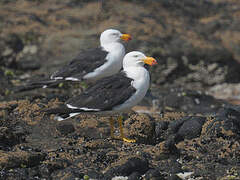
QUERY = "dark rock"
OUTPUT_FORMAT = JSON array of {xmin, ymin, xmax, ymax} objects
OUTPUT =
[
  {"xmin": 56, "ymin": 122, "xmax": 75, "ymax": 135},
  {"xmin": 51, "ymin": 166, "xmax": 85, "ymax": 179},
  {"xmin": 0, "ymin": 34, "xmax": 24, "ymax": 68},
  {"xmin": 155, "ymin": 159, "xmax": 183, "ymax": 178},
  {"xmin": 218, "ymin": 106, "xmax": 240, "ymax": 118},
  {"xmin": 94, "ymin": 150, "xmax": 117, "ymax": 165},
  {"xmin": 5, "ymin": 34, "xmax": 24, "ymax": 53},
  {"xmin": 149, "ymin": 36, "xmax": 240, "ymax": 87},
  {"xmin": 0, "ymin": 150, "xmax": 46, "ymax": 169},
  {"xmin": 87, "ymin": 169, "xmax": 104, "ymax": 179},
  {"xmin": 0, "ymin": 168, "xmax": 28, "ymax": 180},
  {"xmin": 145, "ymin": 138, "xmax": 179, "ymax": 161},
  {"xmin": 128, "ymin": 171, "xmax": 141, "ymax": 180},
  {"xmin": 38, "ymin": 164, "xmax": 51, "ymax": 178},
  {"xmin": 51, "ymin": 166, "xmax": 103, "ymax": 179},
  {"xmin": 0, "ymin": 70, "xmax": 13, "ymax": 99},
  {"xmin": 168, "ymin": 118, "xmax": 186, "ymax": 134},
  {"xmin": 104, "ymin": 157, "xmax": 149, "ymax": 177},
  {"xmin": 164, "ymin": 136, "xmax": 180, "ymax": 155},
  {"xmin": 155, "ymin": 121, "xmax": 169, "ymax": 139},
  {"xmin": 17, "ymin": 59, "xmax": 41, "ymax": 71},
  {"xmin": 165, "ymin": 115, "xmax": 206, "ymax": 143},
  {"xmin": 143, "ymin": 169, "xmax": 163, "ymax": 180},
  {"xmin": 160, "ymin": 0, "xmax": 224, "ymax": 19},
  {"xmin": 84, "ymin": 139, "xmax": 114, "ymax": 150},
  {"xmin": 0, "ymin": 126, "xmax": 27, "ymax": 149},
  {"xmin": 167, "ymin": 174, "xmax": 182, "ymax": 180},
  {"xmin": 203, "ymin": 106, "xmax": 240, "ymax": 138},
  {"xmin": 168, "ymin": 160, "xmax": 183, "ymax": 174},
  {"xmin": 152, "ymin": 88, "xmax": 224, "ymax": 114},
  {"xmin": 177, "ymin": 116, "xmax": 206, "ymax": 140},
  {"xmin": 46, "ymin": 159, "xmax": 71, "ymax": 174},
  {"xmin": 219, "ymin": 108, "xmax": 240, "ymax": 136}
]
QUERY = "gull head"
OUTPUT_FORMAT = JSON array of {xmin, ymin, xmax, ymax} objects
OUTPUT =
[
  {"xmin": 100, "ymin": 29, "xmax": 131, "ymax": 45},
  {"xmin": 123, "ymin": 51, "xmax": 157, "ymax": 68}
]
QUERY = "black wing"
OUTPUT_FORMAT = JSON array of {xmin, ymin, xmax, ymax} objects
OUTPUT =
[
  {"xmin": 13, "ymin": 79, "xmax": 64, "ymax": 92},
  {"xmin": 66, "ymin": 71, "xmax": 136, "ymax": 111},
  {"xmin": 51, "ymin": 47, "xmax": 108, "ymax": 80}
]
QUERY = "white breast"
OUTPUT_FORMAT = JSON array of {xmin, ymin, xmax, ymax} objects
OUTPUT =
[
  {"xmin": 83, "ymin": 42, "xmax": 125, "ymax": 81},
  {"xmin": 113, "ymin": 67, "xmax": 150, "ymax": 111}
]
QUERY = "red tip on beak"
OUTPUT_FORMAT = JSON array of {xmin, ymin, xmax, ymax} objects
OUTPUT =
[{"xmin": 121, "ymin": 34, "xmax": 132, "ymax": 41}]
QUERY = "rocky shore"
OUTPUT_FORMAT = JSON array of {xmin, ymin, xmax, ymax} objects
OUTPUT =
[{"xmin": 0, "ymin": 0, "xmax": 240, "ymax": 179}]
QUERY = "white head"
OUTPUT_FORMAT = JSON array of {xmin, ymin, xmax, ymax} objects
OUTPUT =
[
  {"xmin": 123, "ymin": 51, "xmax": 157, "ymax": 69},
  {"xmin": 100, "ymin": 29, "xmax": 131, "ymax": 46}
]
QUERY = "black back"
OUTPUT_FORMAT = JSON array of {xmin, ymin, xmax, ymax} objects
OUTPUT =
[
  {"xmin": 66, "ymin": 71, "xmax": 136, "ymax": 111},
  {"xmin": 51, "ymin": 47, "xmax": 108, "ymax": 80}
]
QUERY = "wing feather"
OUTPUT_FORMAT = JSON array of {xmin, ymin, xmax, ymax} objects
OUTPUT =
[
  {"xmin": 66, "ymin": 71, "xmax": 136, "ymax": 111},
  {"xmin": 51, "ymin": 47, "xmax": 108, "ymax": 80}
]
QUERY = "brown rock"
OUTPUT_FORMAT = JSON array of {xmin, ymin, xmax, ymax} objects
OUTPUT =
[
  {"xmin": 0, "ymin": 150, "xmax": 46, "ymax": 169},
  {"xmin": 144, "ymin": 139, "xmax": 179, "ymax": 160},
  {"xmin": 124, "ymin": 113, "xmax": 156, "ymax": 144}
]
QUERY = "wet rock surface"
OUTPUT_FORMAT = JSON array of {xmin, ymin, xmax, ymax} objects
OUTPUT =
[{"xmin": 1, "ymin": 0, "xmax": 240, "ymax": 179}]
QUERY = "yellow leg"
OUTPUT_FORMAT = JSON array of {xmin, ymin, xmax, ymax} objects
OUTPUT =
[
  {"xmin": 118, "ymin": 116, "xmax": 136, "ymax": 143},
  {"xmin": 109, "ymin": 117, "xmax": 115, "ymax": 138}
]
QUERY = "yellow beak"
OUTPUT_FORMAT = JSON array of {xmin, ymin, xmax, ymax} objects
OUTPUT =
[
  {"xmin": 143, "ymin": 57, "xmax": 157, "ymax": 66},
  {"xmin": 120, "ymin": 34, "xmax": 132, "ymax": 41}
]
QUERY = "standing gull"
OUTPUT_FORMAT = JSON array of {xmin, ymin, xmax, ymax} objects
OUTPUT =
[
  {"xmin": 45, "ymin": 51, "xmax": 157, "ymax": 142},
  {"xmin": 17, "ymin": 29, "xmax": 131, "ymax": 91}
]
